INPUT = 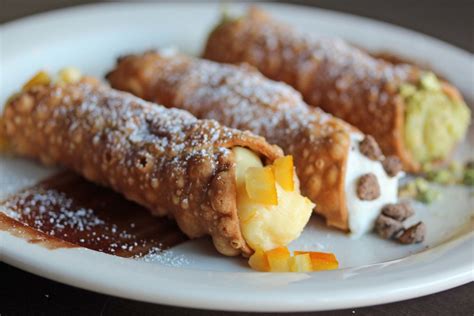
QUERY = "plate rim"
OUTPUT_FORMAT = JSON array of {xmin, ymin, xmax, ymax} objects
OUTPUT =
[
  {"xmin": 2, "ymin": 230, "xmax": 473, "ymax": 312},
  {"xmin": 1, "ymin": 2, "xmax": 473, "ymax": 312}
]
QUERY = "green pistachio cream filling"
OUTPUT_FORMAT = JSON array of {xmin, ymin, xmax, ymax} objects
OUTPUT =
[{"xmin": 401, "ymin": 73, "xmax": 471, "ymax": 165}]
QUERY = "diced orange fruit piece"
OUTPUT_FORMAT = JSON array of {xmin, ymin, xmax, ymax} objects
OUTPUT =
[
  {"xmin": 249, "ymin": 248, "xmax": 339, "ymax": 272},
  {"xmin": 248, "ymin": 249, "xmax": 269, "ymax": 272},
  {"xmin": 23, "ymin": 71, "xmax": 51, "ymax": 90},
  {"xmin": 312, "ymin": 259, "xmax": 338, "ymax": 271},
  {"xmin": 272, "ymin": 155, "xmax": 295, "ymax": 191},
  {"xmin": 266, "ymin": 247, "xmax": 291, "ymax": 272},
  {"xmin": 294, "ymin": 251, "xmax": 339, "ymax": 271},
  {"xmin": 245, "ymin": 166, "xmax": 278, "ymax": 205},
  {"xmin": 289, "ymin": 253, "xmax": 313, "ymax": 272}
]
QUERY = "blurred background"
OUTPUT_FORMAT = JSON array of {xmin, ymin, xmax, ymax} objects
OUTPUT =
[{"xmin": 2, "ymin": 0, "xmax": 473, "ymax": 53}]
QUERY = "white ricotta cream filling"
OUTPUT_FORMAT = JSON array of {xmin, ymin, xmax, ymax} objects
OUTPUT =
[{"xmin": 345, "ymin": 133, "xmax": 401, "ymax": 237}]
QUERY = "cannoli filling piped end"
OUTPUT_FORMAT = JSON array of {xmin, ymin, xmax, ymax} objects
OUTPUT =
[
  {"xmin": 344, "ymin": 133, "xmax": 401, "ymax": 237},
  {"xmin": 232, "ymin": 147, "xmax": 314, "ymax": 252},
  {"xmin": 401, "ymin": 72, "xmax": 470, "ymax": 169}
]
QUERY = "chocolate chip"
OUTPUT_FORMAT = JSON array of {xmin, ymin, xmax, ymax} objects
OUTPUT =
[
  {"xmin": 397, "ymin": 222, "xmax": 426, "ymax": 244},
  {"xmin": 359, "ymin": 136, "xmax": 383, "ymax": 161},
  {"xmin": 382, "ymin": 202, "xmax": 414, "ymax": 221},
  {"xmin": 383, "ymin": 155, "xmax": 403, "ymax": 177},
  {"xmin": 375, "ymin": 214, "xmax": 404, "ymax": 239},
  {"xmin": 357, "ymin": 173, "xmax": 380, "ymax": 200}
]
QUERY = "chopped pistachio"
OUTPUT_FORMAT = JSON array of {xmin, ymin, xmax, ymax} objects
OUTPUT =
[
  {"xmin": 425, "ymin": 162, "xmax": 464, "ymax": 185},
  {"xmin": 422, "ymin": 160, "xmax": 474, "ymax": 186},
  {"xmin": 421, "ymin": 162, "xmax": 434, "ymax": 173},
  {"xmin": 464, "ymin": 169, "xmax": 474, "ymax": 186},
  {"xmin": 414, "ymin": 178, "xmax": 429, "ymax": 192},
  {"xmin": 416, "ymin": 187, "xmax": 440, "ymax": 203},
  {"xmin": 220, "ymin": 7, "xmax": 232, "ymax": 24},
  {"xmin": 218, "ymin": 3, "xmax": 241, "ymax": 25},
  {"xmin": 399, "ymin": 177, "xmax": 440, "ymax": 204},
  {"xmin": 426, "ymin": 169, "xmax": 453, "ymax": 185},
  {"xmin": 399, "ymin": 83, "xmax": 417, "ymax": 98},
  {"xmin": 420, "ymin": 72, "xmax": 441, "ymax": 91},
  {"xmin": 448, "ymin": 161, "xmax": 463, "ymax": 175},
  {"xmin": 398, "ymin": 181, "xmax": 418, "ymax": 198}
]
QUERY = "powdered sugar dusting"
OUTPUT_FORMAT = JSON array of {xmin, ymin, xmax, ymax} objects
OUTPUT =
[
  {"xmin": 139, "ymin": 247, "xmax": 191, "ymax": 267},
  {"xmin": 160, "ymin": 54, "xmax": 350, "ymax": 160}
]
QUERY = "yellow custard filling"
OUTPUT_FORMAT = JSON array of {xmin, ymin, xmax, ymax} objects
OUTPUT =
[{"xmin": 233, "ymin": 147, "xmax": 314, "ymax": 252}]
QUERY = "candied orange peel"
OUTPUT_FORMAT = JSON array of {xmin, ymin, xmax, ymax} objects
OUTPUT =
[
  {"xmin": 248, "ymin": 249, "xmax": 270, "ymax": 272},
  {"xmin": 248, "ymin": 247, "xmax": 339, "ymax": 272},
  {"xmin": 273, "ymin": 155, "xmax": 294, "ymax": 191},
  {"xmin": 245, "ymin": 166, "xmax": 278, "ymax": 205},
  {"xmin": 266, "ymin": 246, "xmax": 291, "ymax": 272},
  {"xmin": 244, "ymin": 155, "xmax": 297, "ymax": 205},
  {"xmin": 289, "ymin": 253, "xmax": 312, "ymax": 272},
  {"xmin": 294, "ymin": 251, "xmax": 339, "ymax": 271}
]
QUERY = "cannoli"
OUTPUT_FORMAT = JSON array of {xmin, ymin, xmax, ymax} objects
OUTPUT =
[
  {"xmin": 203, "ymin": 8, "xmax": 471, "ymax": 172},
  {"xmin": 107, "ymin": 52, "xmax": 400, "ymax": 235},
  {"xmin": 0, "ymin": 71, "xmax": 314, "ymax": 256}
]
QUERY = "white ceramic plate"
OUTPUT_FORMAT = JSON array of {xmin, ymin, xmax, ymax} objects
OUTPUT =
[{"xmin": 1, "ymin": 2, "xmax": 473, "ymax": 312}]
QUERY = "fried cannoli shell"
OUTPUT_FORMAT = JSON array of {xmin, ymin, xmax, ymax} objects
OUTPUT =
[
  {"xmin": 1, "ymin": 79, "xmax": 283, "ymax": 256},
  {"xmin": 202, "ymin": 8, "xmax": 465, "ymax": 172},
  {"xmin": 107, "ymin": 52, "xmax": 360, "ymax": 231}
]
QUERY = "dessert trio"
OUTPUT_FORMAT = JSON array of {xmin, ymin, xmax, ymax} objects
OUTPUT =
[{"xmin": 1, "ymin": 8, "xmax": 471, "ymax": 272}]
